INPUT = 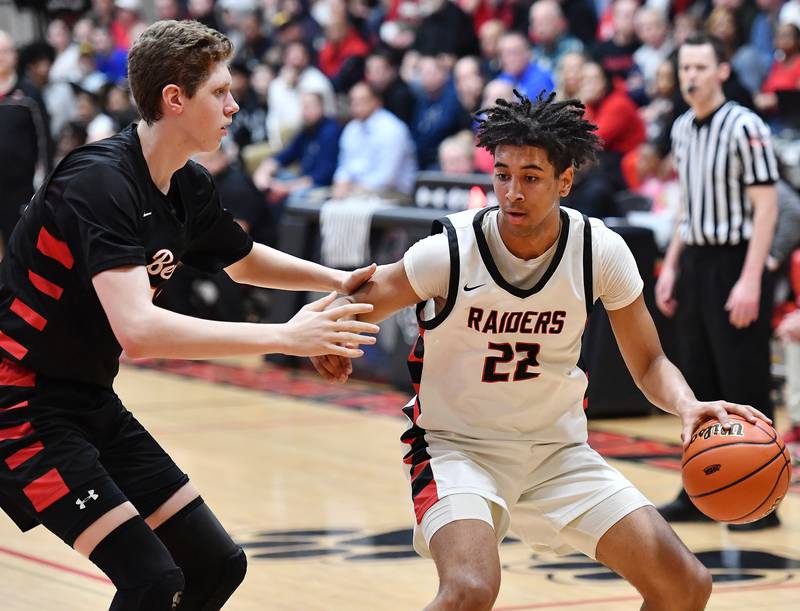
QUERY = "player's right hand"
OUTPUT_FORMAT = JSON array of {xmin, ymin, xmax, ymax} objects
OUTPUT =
[
  {"xmin": 310, "ymin": 354, "xmax": 353, "ymax": 383},
  {"xmin": 283, "ymin": 292, "xmax": 379, "ymax": 358},
  {"xmin": 655, "ymin": 265, "xmax": 678, "ymax": 317}
]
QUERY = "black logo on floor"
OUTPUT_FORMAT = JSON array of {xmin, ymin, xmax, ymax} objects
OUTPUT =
[
  {"xmin": 236, "ymin": 528, "xmax": 800, "ymax": 585},
  {"xmin": 503, "ymin": 549, "xmax": 800, "ymax": 585}
]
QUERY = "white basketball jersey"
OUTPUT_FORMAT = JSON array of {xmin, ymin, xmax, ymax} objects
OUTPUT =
[{"xmin": 407, "ymin": 206, "xmax": 594, "ymax": 443}]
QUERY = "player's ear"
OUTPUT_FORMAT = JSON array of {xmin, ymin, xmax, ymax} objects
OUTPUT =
[
  {"xmin": 161, "ymin": 83, "xmax": 184, "ymax": 116},
  {"xmin": 558, "ymin": 166, "xmax": 574, "ymax": 197}
]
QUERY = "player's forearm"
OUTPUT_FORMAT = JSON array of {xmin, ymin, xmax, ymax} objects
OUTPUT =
[
  {"xmin": 226, "ymin": 243, "xmax": 345, "ymax": 291},
  {"xmin": 741, "ymin": 188, "xmax": 778, "ymax": 283},
  {"xmin": 120, "ymin": 305, "xmax": 291, "ymax": 359},
  {"xmin": 636, "ymin": 355, "xmax": 697, "ymax": 417}
]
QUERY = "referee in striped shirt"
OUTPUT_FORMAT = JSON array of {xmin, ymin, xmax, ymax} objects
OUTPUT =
[{"xmin": 655, "ymin": 33, "xmax": 781, "ymax": 530}]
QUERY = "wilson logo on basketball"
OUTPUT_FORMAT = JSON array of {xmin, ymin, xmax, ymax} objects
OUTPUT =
[
  {"xmin": 690, "ymin": 422, "xmax": 744, "ymax": 444},
  {"xmin": 703, "ymin": 464, "xmax": 721, "ymax": 475}
]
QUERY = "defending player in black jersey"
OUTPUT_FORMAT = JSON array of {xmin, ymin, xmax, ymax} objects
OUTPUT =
[{"xmin": 0, "ymin": 20, "xmax": 378, "ymax": 610}]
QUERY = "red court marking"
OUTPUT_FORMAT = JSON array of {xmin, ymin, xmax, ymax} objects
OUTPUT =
[
  {"xmin": 36, "ymin": 227, "xmax": 74, "ymax": 269},
  {"xmin": 0, "ymin": 545, "xmax": 111, "ymax": 585},
  {"xmin": 28, "ymin": 270, "xmax": 63, "ymax": 300},
  {"xmin": 493, "ymin": 582, "xmax": 800, "ymax": 610},
  {"xmin": 10, "ymin": 298, "xmax": 47, "ymax": 331}
]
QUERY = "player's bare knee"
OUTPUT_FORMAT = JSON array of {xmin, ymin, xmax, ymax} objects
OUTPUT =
[
  {"xmin": 643, "ymin": 554, "xmax": 710, "ymax": 610},
  {"xmin": 683, "ymin": 562, "xmax": 712, "ymax": 610},
  {"xmin": 438, "ymin": 573, "xmax": 499, "ymax": 611}
]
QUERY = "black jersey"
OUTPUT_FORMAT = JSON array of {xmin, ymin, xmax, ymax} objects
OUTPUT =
[{"xmin": 0, "ymin": 124, "xmax": 253, "ymax": 388}]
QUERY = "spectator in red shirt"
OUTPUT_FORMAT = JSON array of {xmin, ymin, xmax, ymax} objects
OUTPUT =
[
  {"xmin": 755, "ymin": 22, "xmax": 800, "ymax": 113},
  {"xmin": 580, "ymin": 60, "xmax": 645, "ymax": 187},
  {"xmin": 319, "ymin": 15, "xmax": 371, "ymax": 91}
]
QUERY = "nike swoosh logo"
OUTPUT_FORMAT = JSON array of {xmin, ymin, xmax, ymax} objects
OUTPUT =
[
  {"xmin": 143, "ymin": 211, "xmax": 152, "ymax": 217},
  {"xmin": 464, "ymin": 283, "xmax": 486, "ymax": 292}
]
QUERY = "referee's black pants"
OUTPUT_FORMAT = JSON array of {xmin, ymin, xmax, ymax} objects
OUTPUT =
[{"xmin": 675, "ymin": 244, "xmax": 774, "ymax": 419}]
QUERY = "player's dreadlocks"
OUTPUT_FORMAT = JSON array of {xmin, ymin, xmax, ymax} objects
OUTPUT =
[{"xmin": 475, "ymin": 90, "xmax": 602, "ymax": 174}]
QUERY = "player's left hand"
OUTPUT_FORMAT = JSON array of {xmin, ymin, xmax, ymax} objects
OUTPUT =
[
  {"xmin": 725, "ymin": 276, "xmax": 760, "ymax": 329},
  {"xmin": 677, "ymin": 400, "xmax": 772, "ymax": 448},
  {"xmin": 339, "ymin": 263, "xmax": 377, "ymax": 295}
]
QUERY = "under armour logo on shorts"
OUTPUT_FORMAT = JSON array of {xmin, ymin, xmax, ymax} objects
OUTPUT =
[{"xmin": 75, "ymin": 490, "xmax": 99, "ymax": 510}]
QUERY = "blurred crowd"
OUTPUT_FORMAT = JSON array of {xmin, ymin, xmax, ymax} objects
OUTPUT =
[
  {"xmin": 3, "ymin": 0, "xmax": 800, "ymax": 281},
  {"xmin": 1, "ymin": 1, "xmax": 798, "ymax": 226}
]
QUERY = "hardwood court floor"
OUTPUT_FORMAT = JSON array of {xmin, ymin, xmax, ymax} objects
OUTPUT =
[{"xmin": 0, "ymin": 358, "xmax": 798, "ymax": 610}]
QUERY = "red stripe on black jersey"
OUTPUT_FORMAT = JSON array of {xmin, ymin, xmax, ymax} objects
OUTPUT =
[
  {"xmin": 5, "ymin": 440, "xmax": 44, "ymax": 470},
  {"xmin": 0, "ymin": 400, "xmax": 29, "ymax": 411},
  {"xmin": 10, "ymin": 299, "xmax": 47, "ymax": 331},
  {"xmin": 28, "ymin": 270, "xmax": 64, "ymax": 300},
  {"xmin": 36, "ymin": 227, "xmax": 74, "ymax": 269},
  {"xmin": 23, "ymin": 468, "xmax": 70, "ymax": 512},
  {"xmin": 0, "ymin": 421, "xmax": 33, "ymax": 442},
  {"xmin": 0, "ymin": 358, "xmax": 36, "ymax": 387},
  {"xmin": 0, "ymin": 331, "xmax": 28, "ymax": 360}
]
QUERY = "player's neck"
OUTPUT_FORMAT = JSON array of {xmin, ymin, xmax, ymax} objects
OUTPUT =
[
  {"xmin": 136, "ymin": 121, "xmax": 193, "ymax": 194},
  {"xmin": 691, "ymin": 91, "xmax": 726, "ymax": 122},
  {"xmin": 497, "ymin": 206, "xmax": 561, "ymax": 260}
]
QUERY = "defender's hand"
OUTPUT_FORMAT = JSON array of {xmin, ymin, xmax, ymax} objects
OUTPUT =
[
  {"xmin": 283, "ymin": 292, "xmax": 379, "ymax": 357},
  {"xmin": 339, "ymin": 263, "xmax": 377, "ymax": 295}
]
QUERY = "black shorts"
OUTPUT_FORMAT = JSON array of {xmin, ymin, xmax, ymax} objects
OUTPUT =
[{"xmin": 0, "ymin": 358, "xmax": 188, "ymax": 546}]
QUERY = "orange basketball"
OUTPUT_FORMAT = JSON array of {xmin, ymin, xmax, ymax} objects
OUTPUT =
[{"xmin": 681, "ymin": 415, "xmax": 792, "ymax": 524}]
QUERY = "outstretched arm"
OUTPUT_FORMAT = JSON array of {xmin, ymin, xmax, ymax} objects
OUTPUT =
[
  {"xmin": 311, "ymin": 260, "xmax": 424, "ymax": 382},
  {"xmin": 224, "ymin": 243, "xmax": 376, "ymax": 294},
  {"xmin": 607, "ymin": 294, "xmax": 771, "ymax": 447},
  {"xmin": 93, "ymin": 265, "xmax": 379, "ymax": 360},
  {"xmin": 338, "ymin": 260, "xmax": 422, "ymax": 323}
]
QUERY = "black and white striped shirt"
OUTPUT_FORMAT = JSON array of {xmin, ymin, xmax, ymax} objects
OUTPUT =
[{"xmin": 671, "ymin": 101, "xmax": 779, "ymax": 246}]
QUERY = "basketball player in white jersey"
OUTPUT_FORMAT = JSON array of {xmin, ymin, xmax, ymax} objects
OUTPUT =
[{"xmin": 313, "ymin": 92, "xmax": 771, "ymax": 610}]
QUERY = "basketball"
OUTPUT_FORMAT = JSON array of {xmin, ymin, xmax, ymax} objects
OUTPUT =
[{"xmin": 681, "ymin": 415, "xmax": 792, "ymax": 524}]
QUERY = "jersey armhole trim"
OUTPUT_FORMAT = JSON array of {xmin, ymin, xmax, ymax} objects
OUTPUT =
[
  {"xmin": 582, "ymin": 214, "xmax": 594, "ymax": 318},
  {"xmin": 416, "ymin": 217, "xmax": 460, "ymax": 330}
]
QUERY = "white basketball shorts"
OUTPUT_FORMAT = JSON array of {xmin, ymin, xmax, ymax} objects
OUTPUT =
[{"xmin": 405, "ymin": 433, "xmax": 653, "ymax": 559}]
